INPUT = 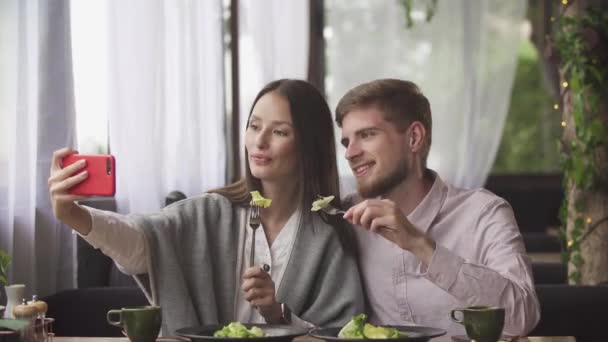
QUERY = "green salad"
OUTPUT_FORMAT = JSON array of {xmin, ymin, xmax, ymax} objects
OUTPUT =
[
  {"xmin": 213, "ymin": 322, "xmax": 265, "ymax": 338},
  {"xmin": 250, "ymin": 191, "xmax": 272, "ymax": 208},
  {"xmin": 311, "ymin": 195, "xmax": 335, "ymax": 211},
  {"xmin": 338, "ymin": 314, "xmax": 405, "ymax": 339}
]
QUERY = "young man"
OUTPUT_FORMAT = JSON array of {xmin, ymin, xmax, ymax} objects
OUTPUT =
[{"xmin": 337, "ymin": 79, "xmax": 540, "ymax": 337}]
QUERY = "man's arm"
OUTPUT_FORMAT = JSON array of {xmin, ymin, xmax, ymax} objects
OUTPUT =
[
  {"xmin": 344, "ymin": 199, "xmax": 540, "ymax": 336},
  {"xmin": 421, "ymin": 200, "xmax": 539, "ymax": 336}
]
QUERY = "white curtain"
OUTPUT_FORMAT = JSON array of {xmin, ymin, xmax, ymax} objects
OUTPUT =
[
  {"xmin": 0, "ymin": 0, "xmax": 77, "ymax": 296},
  {"xmin": 105, "ymin": 0, "xmax": 226, "ymax": 214},
  {"xmin": 238, "ymin": 0, "xmax": 309, "ymax": 174},
  {"xmin": 326, "ymin": 0, "xmax": 527, "ymax": 190}
]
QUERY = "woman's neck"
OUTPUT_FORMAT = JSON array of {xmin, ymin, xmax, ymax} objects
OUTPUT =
[{"xmin": 258, "ymin": 179, "xmax": 299, "ymax": 241}]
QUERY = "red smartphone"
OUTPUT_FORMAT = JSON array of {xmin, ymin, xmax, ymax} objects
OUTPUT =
[{"xmin": 62, "ymin": 154, "xmax": 116, "ymax": 196}]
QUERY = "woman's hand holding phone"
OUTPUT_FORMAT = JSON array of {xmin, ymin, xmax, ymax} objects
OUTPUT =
[{"xmin": 48, "ymin": 147, "xmax": 102, "ymax": 235}]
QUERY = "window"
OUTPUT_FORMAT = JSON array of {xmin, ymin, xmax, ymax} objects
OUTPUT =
[
  {"xmin": 491, "ymin": 34, "xmax": 560, "ymax": 174},
  {"xmin": 70, "ymin": 1, "xmax": 109, "ymax": 154}
]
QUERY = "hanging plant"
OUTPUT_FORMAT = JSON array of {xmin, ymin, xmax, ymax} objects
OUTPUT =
[
  {"xmin": 549, "ymin": 5, "xmax": 608, "ymax": 284},
  {"xmin": 398, "ymin": 0, "xmax": 438, "ymax": 28},
  {"xmin": 0, "ymin": 249, "xmax": 11, "ymax": 287}
]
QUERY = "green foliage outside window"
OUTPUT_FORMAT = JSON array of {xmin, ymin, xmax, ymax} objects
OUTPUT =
[
  {"xmin": 492, "ymin": 40, "xmax": 561, "ymax": 174},
  {"xmin": 0, "ymin": 249, "xmax": 11, "ymax": 287}
]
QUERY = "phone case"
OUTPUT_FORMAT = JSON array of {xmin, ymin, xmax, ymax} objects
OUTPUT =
[{"xmin": 62, "ymin": 154, "xmax": 116, "ymax": 196}]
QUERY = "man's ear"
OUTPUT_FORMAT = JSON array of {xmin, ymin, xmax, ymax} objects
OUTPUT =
[{"xmin": 408, "ymin": 122, "xmax": 426, "ymax": 153}]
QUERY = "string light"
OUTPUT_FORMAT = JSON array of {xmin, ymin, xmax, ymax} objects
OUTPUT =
[
  {"xmin": 562, "ymin": 0, "xmax": 568, "ymax": 5},
  {"xmin": 587, "ymin": 217, "xmax": 592, "ymax": 224},
  {"xmin": 554, "ymin": 104, "xmax": 559, "ymax": 110},
  {"xmin": 568, "ymin": 240, "xmax": 574, "ymax": 248},
  {"xmin": 550, "ymin": 16, "xmax": 556, "ymax": 22},
  {"xmin": 561, "ymin": 121, "xmax": 567, "ymax": 127},
  {"xmin": 562, "ymin": 81, "xmax": 569, "ymax": 88}
]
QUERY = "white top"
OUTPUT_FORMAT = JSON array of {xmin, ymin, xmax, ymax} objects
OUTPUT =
[{"xmin": 80, "ymin": 205, "xmax": 302, "ymax": 325}]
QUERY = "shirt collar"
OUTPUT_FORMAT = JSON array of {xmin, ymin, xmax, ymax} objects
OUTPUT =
[{"xmin": 407, "ymin": 169, "xmax": 448, "ymax": 234}]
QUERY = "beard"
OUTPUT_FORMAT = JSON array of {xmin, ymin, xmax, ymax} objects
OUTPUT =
[{"xmin": 357, "ymin": 159, "xmax": 408, "ymax": 198}]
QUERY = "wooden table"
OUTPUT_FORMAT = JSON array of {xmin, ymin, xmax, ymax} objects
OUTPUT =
[{"xmin": 53, "ymin": 336, "xmax": 576, "ymax": 342}]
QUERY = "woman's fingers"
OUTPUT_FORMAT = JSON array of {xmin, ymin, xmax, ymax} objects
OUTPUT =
[
  {"xmin": 241, "ymin": 276, "xmax": 268, "ymax": 292},
  {"xmin": 50, "ymin": 171, "xmax": 88, "ymax": 196},
  {"xmin": 250, "ymin": 296, "xmax": 274, "ymax": 308},
  {"xmin": 241, "ymin": 267, "xmax": 276, "ymax": 306},
  {"xmin": 243, "ymin": 287, "xmax": 274, "ymax": 302},
  {"xmin": 48, "ymin": 159, "xmax": 87, "ymax": 187},
  {"xmin": 53, "ymin": 194, "xmax": 89, "ymax": 203},
  {"xmin": 242, "ymin": 265, "xmax": 269, "ymax": 279},
  {"xmin": 50, "ymin": 147, "xmax": 76, "ymax": 173}
]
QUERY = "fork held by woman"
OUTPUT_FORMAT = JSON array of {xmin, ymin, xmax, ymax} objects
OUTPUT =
[{"xmin": 248, "ymin": 204, "xmax": 261, "ymax": 267}]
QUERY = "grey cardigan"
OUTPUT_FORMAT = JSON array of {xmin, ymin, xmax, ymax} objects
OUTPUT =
[{"xmin": 131, "ymin": 193, "xmax": 365, "ymax": 335}]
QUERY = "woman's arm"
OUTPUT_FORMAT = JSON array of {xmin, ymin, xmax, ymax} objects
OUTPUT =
[
  {"xmin": 79, "ymin": 206, "xmax": 148, "ymax": 275},
  {"xmin": 49, "ymin": 148, "xmax": 148, "ymax": 275}
]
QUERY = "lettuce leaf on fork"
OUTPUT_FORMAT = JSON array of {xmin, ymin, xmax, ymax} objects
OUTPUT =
[
  {"xmin": 250, "ymin": 191, "xmax": 272, "ymax": 208},
  {"xmin": 311, "ymin": 195, "xmax": 335, "ymax": 212}
]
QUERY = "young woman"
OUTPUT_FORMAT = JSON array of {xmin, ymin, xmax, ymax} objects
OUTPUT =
[{"xmin": 48, "ymin": 79, "xmax": 364, "ymax": 335}]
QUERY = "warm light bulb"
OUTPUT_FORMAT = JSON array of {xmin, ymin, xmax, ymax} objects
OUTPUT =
[
  {"xmin": 586, "ymin": 217, "xmax": 592, "ymax": 224},
  {"xmin": 554, "ymin": 104, "xmax": 559, "ymax": 110},
  {"xmin": 562, "ymin": 0, "xmax": 568, "ymax": 4},
  {"xmin": 562, "ymin": 81, "xmax": 569, "ymax": 88},
  {"xmin": 567, "ymin": 240, "xmax": 574, "ymax": 248},
  {"xmin": 561, "ymin": 121, "xmax": 567, "ymax": 127}
]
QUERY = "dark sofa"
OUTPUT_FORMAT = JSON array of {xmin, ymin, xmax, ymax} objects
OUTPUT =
[
  {"xmin": 42, "ymin": 287, "xmax": 148, "ymax": 337},
  {"xmin": 531, "ymin": 284, "xmax": 608, "ymax": 342}
]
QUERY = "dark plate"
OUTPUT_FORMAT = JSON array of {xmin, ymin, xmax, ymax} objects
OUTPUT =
[
  {"xmin": 309, "ymin": 325, "xmax": 446, "ymax": 342},
  {"xmin": 175, "ymin": 324, "xmax": 309, "ymax": 342}
]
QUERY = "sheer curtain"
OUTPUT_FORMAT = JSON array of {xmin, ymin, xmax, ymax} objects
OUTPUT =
[
  {"xmin": 0, "ymin": 0, "xmax": 77, "ymax": 296},
  {"xmin": 237, "ymin": 0, "xmax": 309, "ymax": 174},
  {"xmin": 105, "ymin": 0, "xmax": 226, "ymax": 214},
  {"xmin": 326, "ymin": 0, "xmax": 527, "ymax": 190}
]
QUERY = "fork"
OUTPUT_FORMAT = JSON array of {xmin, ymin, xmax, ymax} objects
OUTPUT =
[
  {"xmin": 248, "ymin": 203, "xmax": 261, "ymax": 267},
  {"xmin": 321, "ymin": 203, "xmax": 396, "ymax": 232},
  {"xmin": 320, "ymin": 204, "xmax": 346, "ymax": 216}
]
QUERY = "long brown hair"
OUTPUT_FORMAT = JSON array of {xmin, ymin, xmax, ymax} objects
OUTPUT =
[{"xmin": 210, "ymin": 79, "xmax": 354, "ymax": 250}]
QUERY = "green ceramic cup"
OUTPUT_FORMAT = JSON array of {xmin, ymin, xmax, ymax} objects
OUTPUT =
[
  {"xmin": 450, "ymin": 306, "xmax": 505, "ymax": 342},
  {"xmin": 107, "ymin": 306, "xmax": 161, "ymax": 342}
]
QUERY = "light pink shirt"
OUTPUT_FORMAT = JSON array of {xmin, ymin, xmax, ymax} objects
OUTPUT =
[{"xmin": 351, "ymin": 172, "xmax": 540, "ymax": 337}]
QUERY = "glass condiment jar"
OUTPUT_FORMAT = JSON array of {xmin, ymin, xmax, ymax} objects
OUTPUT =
[
  {"xmin": 28, "ymin": 295, "xmax": 48, "ymax": 320},
  {"xmin": 28, "ymin": 295, "xmax": 50, "ymax": 342},
  {"xmin": 12, "ymin": 298, "xmax": 37, "ymax": 320}
]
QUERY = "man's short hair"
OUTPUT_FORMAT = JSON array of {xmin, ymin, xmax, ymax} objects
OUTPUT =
[{"xmin": 335, "ymin": 79, "xmax": 432, "ymax": 165}]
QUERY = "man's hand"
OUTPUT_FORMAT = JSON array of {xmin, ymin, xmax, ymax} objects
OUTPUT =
[
  {"xmin": 343, "ymin": 199, "xmax": 436, "ymax": 265},
  {"xmin": 241, "ymin": 265, "xmax": 282, "ymax": 323}
]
